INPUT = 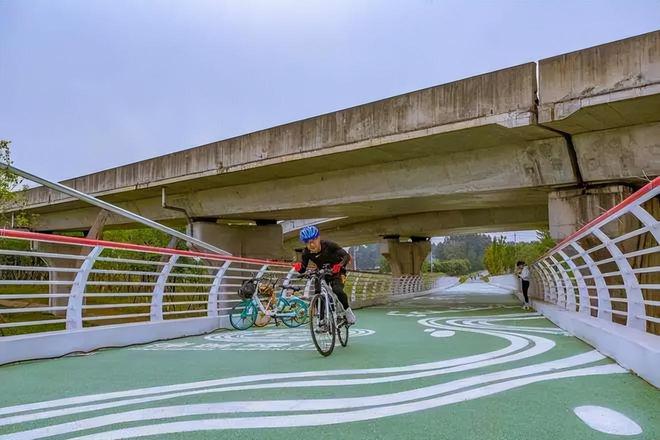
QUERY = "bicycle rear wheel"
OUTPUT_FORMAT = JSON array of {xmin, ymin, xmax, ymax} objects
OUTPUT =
[
  {"xmin": 309, "ymin": 294, "xmax": 335, "ymax": 356},
  {"xmin": 229, "ymin": 300, "xmax": 257, "ymax": 330},
  {"xmin": 335, "ymin": 300, "xmax": 349, "ymax": 347},
  {"xmin": 254, "ymin": 311, "xmax": 271, "ymax": 327},
  {"xmin": 281, "ymin": 297, "xmax": 308, "ymax": 328}
]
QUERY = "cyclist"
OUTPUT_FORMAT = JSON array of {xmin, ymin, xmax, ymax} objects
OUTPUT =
[{"xmin": 292, "ymin": 225, "xmax": 357, "ymax": 325}]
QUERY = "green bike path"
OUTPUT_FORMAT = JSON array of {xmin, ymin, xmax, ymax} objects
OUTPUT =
[{"xmin": 0, "ymin": 283, "xmax": 658, "ymax": 439}]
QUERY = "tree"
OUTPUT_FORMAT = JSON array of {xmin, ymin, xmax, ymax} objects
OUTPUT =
[
  {"xmin": 378, "ymin": 255, "xmax": 390, "ymax": 274},
  {"xmin": 432, "ymin": 234, "xmax": 491, "ymax": 271},
  {"xmin": 483, "ymin": 231, "xmax": 556, "ymax": 275},
  {"xmin": 0, "ymin": 140, "xmax": 33, "ymax": 228},
  {"xmin": 423, "ymin": 258, "xmax": 472, "ymax": 275}
]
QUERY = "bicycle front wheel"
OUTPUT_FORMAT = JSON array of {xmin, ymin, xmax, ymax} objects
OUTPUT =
[
  {"xmin": 229, "ymin": 300, "xmax": 257, "ymax": 330},
  {"xmin": 309, "ymin": 294, "xmax": 335, "ymax": 356}
]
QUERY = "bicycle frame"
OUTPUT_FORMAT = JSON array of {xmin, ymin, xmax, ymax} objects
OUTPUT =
[
  {"xmin": 249, "ymin": 280, "xmax": 302, "ymax": 319},
  {"xmin": 306, "ymin": 270, "xmax": 344, "ymax": 328}
]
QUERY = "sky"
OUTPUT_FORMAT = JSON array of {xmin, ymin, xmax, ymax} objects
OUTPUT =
[{"xmin": 1, "ymin": 0, "xmax": 659, "ymax": 242}]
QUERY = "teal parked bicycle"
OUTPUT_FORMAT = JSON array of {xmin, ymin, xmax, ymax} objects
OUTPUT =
[{"xmin": 229, "ymin": 277, "xmax": 308, "ymax": 330}]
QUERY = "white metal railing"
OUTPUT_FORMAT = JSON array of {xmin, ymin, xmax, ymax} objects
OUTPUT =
[
  {"xmin": 0, "ymin": 229, "xmax": 297, "ymax": 336},
  {"xmin": 0, "ymin": 230, "xmax": 436, "ymax": 337},
  {"xmin": 347, "ymin": 271, "xmax": 438, "ymax": 303},
  {"xmin": 531, "ymin": 177, "xmax": 659, "ymax": 335}
]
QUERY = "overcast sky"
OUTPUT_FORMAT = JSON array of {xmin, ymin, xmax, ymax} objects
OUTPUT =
[{"xmin": 1, "ymin": 1, "xmax": 658, "ymax": 241}]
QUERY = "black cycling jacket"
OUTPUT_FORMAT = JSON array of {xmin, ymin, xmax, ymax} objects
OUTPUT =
[{"xmin": 299, "ymin": 240, "xmax": 350, "ymax": 274}]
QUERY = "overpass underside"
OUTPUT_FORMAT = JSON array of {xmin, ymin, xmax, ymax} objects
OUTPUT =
[{"xmin": 16, "ymin": 31, "xmax": 660, "ymax": 255}]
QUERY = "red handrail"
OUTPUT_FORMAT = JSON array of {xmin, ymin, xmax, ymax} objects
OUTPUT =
[
  {"xmin": 543, "ymin": 176, "xmax": 659, "ymax": 257},
  {"xmin": 0, "ymin": 229, "xmax": 291, "ymax": 267}
]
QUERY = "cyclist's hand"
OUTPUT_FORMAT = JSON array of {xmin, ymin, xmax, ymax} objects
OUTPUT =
[
  {"xmin": 292, "ymin": 262, "xmax": 303, "ymax": 273},
  {"xmin": 331, "ymin": 263, "xmax": 343, "ymax": 274}
]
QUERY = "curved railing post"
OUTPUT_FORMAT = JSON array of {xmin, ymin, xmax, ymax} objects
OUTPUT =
[
  {"xmin": 557, "ymin": 249, "xmax": 590, "ymax": 314},
  {"xmin": 256, "ymin": 264, "xmax": 269, "ymax": 278},
  {"xmin": 207, "ymin": 260, "xmax": 231, "ymax": 318},
  {"xmin": 66, "ymin": 246, "xmax": 103, "ymax": 331},
  {"xmin": 548, "ymin": 254, "xmax": 576, "ymax": 311},
  {"xmin": 592, "ymin": 229, "xmax": 645, "ymax": 331},
  {"xmin": 533, "ymin": 262, "xmax": 553, "ymax": 303},
  {"xmin": 571, "ymin": 241, "xmax": 612, "ymax": 322},
  {"xmin": 630, "ymin": 205, "xmax": 660, "ymax": 243},
  {"xmin": 539, "ymin": 259, "xmax": 562, "ymax": 306},
  {"xmin": 150, "ymin": 254, "xmax": 179, "ymax": 322}
]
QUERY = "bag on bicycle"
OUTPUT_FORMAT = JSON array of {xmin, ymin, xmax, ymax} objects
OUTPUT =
[{"xmin": 238, "ymin": 279, "xmax": 257, "ymax": 299}]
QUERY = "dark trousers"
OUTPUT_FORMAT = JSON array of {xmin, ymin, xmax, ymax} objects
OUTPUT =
[
  {"xmin": 522, "ymin": 280, "xmax": 530, "ymax": 303},
  {"xmin": 329, "ymin": 277, "xmax": 350, "ymax": 310}
]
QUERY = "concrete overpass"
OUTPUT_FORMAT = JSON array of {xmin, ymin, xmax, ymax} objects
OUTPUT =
[{"xmin": 16, "ymin": 30, "xmax": 660, "ymax": 271}]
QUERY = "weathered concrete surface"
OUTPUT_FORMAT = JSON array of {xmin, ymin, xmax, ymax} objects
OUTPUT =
[
  {"xmin": 189, "ymin": 222, "xmax": 290, "ymax": 260},
  {"xmin": 538, "ymin": 30, "xmax": 660, "ymax": 132},
  {"xmin": 22, "ymin": 63, "xmax": 540, "ymax": 211},
  {"xmin": 283, "ymin": 205, "xmax": 548, "ymax": 248},
  {"xmin": 15, "ymin": 31, "xmax": 660, "ymax": 247},
  {"xmin": 381, "ymin": 238, "xmax": 431, "ymax": 276},
  {"xmin": 29, "ymin": 139, "xmax": 572, "ymax": 230},
  {"xmin": 548, "ymin": 184, "xmax": 634, "ymax": 240},
  {"xmin": 572, "ymin": 121, "xmax": 660, "ymax": 183}
]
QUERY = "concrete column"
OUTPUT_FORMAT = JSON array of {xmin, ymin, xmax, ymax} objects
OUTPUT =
[
  {"xmin": 189, "ymin": 221, "xmax": 292, "ymax": 328},
  {"xmin": 189, "ymin": 221, "xmax": 290, "ymax": 260},
  {"xmin": 380, "ymin": 237, "xmax": 431, "ymax": 276},
  {"xmin": 548, "ymin": 184, "xmax": 635, "ymax": 240}
]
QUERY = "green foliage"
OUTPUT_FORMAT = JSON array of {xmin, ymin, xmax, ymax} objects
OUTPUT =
[
  {"xmin": 458, "ymin": 275, "xmax": 469, "ymax": 284},
  {"xmin": 423, "ymin": 258, "xmax": 471, "ymax": 276},
  {"xmin": 0, "ymin": 140, "xmax": 34, "ymax": 228},
  {"xmin": 483, "ymin": 231, "xmax": 555, "ymax": 275},
  {"xmin": 432, "ymin": 234, "xmax": 491, "ymax": 271},
  {"xmin": 0, "ymin": 238, "xmax": 48, "ymax": 281},
  {"xmin": 347, "ymin": 244, "xmax": 383, "ymax": 271},
  {"xmin": 378, "ymin": 255, "xmax": 390, "ymax": 274}
]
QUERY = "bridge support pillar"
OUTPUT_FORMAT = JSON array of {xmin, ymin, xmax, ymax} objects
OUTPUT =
[
  {"xmin": 380, "ymin": 237, "xmax": 431, "ymax": 276},
  {"xmin": 548, "ymin": 184, "xmax": 636, "ymax": 240},
  {"xmin": 189, "ymin": 221, "xmax": 291, "ymax": 260}
]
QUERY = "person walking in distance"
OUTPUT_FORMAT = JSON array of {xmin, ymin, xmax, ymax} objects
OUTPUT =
[{"xmin": 516, "ymin": 261, "xmax": 531, "ymax": 310}]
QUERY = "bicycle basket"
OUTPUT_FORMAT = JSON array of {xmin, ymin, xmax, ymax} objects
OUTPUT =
[{"xmin": 238, "ymin": 279, "xmax": 258, "ymax": 299}]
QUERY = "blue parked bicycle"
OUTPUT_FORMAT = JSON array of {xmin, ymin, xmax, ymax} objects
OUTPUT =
[{"xmin": 229, "ymin": 276, "xmax": 308, "ymax": 330}]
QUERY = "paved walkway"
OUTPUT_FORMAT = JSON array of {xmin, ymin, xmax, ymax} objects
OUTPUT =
[{"xmin": 0, "ymin": 282, "xmax": 658, "ymax": 439}]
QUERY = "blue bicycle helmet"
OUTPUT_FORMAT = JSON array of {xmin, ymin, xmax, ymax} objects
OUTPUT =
[{"xmin": 299, "ymin": 225, "xmax": 320, "ymax": 242}]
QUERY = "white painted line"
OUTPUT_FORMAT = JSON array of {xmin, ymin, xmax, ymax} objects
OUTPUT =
[
  {"xmin": 429, "ymin": 330, "xmax": 455, "ymax": 338},
  {"xmin": 59, "ymin": 365, "xmax": 625, "ymax": 440},
  {"xmin": 0, "ymin": 313, "xmax": 533, "ymax": 418},
  {"xmin": 574, "ymin": 405, "xmax": 642, "ymax": 436},
  {"xmin": 2, "ymin": 352, "xmax": 614, "ymax": 440}
]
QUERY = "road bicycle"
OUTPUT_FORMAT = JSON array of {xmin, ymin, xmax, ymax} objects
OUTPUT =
[{"xmin": 297, "ymin": 264, "xmax": 349, "ymax": 356}]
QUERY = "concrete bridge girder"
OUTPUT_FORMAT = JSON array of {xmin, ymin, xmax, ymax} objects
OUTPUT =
[
  {"xmin": 29, "ymin": 138, "xmax": 572, "ymax": 231},
  {"xmin": 14, "ymin": 31, "xmax": 660, "ymax": 249},
  {"xmin": 283, "ymin": 205, "xmax": 548, "ymax": 248}
]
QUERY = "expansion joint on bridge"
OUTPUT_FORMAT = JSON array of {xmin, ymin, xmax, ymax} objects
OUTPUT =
[{"xmin": 538, "ymin": 124, "xmax": 585, "ymax": 189}]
